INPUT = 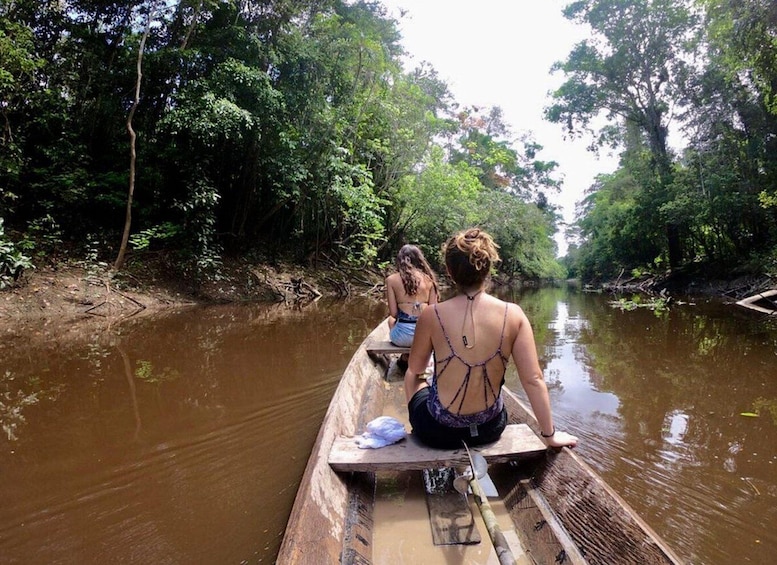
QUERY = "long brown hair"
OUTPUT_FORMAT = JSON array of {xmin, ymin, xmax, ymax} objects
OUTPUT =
[{"xmin": 396, "ymin": 244, "xmax": 438, "ymax": 297}]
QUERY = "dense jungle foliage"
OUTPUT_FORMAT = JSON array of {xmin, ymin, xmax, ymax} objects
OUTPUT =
[
  {"xmin": 0, "ymin": 0, "xmax": 776, "ymax": 290},
  {"xmin": 554, "ymin": 0, "xmax": 777, "ymax": 282}
]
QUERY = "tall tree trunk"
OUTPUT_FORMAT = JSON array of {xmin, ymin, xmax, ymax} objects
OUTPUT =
[
  {"xmin": 114, "ymin": 9, "xmax": 154, "ymax": 272},
  {"xmin": 180, "ymin": 0, "xmax": 204, "ymax": 50}
]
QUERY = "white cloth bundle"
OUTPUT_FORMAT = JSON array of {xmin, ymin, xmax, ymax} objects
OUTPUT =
[{"xmin": 355, "ymin": 416, "xmax": 407, "ymax": 449}]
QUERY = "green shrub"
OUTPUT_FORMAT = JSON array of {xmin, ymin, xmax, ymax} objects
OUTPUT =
[{"xmin": 0, "ymin": 218, "xmax": 33, "ymax": 289}]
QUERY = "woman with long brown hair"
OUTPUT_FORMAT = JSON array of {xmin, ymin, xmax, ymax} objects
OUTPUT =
[{"xmin": 385, "ymin": 244, "xmax": 439, "ymax": 351}]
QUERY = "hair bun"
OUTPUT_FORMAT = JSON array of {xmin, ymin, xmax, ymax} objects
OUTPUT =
[
  {"xmin": 453, "ymin": 228, "xmax": 500, "ymax": 272},
  {"xmin": 444, "ymin": 228, "xmax": 500, "ymax": 287}
]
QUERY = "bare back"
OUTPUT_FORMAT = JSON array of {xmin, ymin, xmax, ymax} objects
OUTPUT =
[
  {"xmin": 385, "ymin": 271, "xmax": 437, "ymax": 319},
  {"xmin": 403, "ymin": 227, "xmax": 577, "ymax": 449}
]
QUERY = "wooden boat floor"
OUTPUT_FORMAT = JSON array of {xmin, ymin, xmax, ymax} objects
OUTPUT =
[
  {"xmin": 329, "ymin": 424, "xmax": 546, "ymax": 472},
  {"xmin": 373, "ymin": 469, "xmax": 534, "ymax": 565}
]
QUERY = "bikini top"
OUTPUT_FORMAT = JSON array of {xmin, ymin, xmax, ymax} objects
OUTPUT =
[
  {"xmin": 397, "ymin": 284, "xmax": 435, "ymax": 316},
  {"xmin": 427, "ymin": 303, "xmax": 510, "ymax": 427}
]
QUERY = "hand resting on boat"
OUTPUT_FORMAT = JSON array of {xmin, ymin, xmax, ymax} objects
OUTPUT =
[{"xmin": 540, "ymin": 428, "xmax": 578, "ymax": 449}]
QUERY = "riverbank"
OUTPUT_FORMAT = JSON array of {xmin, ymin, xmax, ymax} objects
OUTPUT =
[
  {"xmin": 2, "ymin": 256, "xmax": 774, "ymax": 341},
  {"xmin": 0, "ymin": 257, "xmax": 384, "ymax": 341},
  {"xmin": 597, "ymin": 269, "xmax": 775, "ymax": 300}
]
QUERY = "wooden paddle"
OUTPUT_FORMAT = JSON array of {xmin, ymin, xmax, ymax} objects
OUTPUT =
[{"xmin": 460, "ymin": 446, "xmax": 518, "ymax": 565}]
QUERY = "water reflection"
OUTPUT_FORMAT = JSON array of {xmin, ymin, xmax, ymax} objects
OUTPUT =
[
  {"xmin": 1, "ymin": 287, "xmax": 776, "ymax": 564},
  {"xmin": 0, "ymin": 297, "xmax": 386, "ymax": 564},
  {"xmin": 510, "ymin": 287, "xmax": 777, "ymax": 564}
]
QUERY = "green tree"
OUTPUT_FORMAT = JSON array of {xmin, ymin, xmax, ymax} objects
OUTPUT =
[
  {"xmin": 449, "ymin": 106, "xmax": 559, "ymax": 201},
  {"xmin": 0, "ymin": 0, "xmax": 573, "ymax": 282},
  {"xmin": 400, "ymin": 146, "xmax": 564, "ymax": 280},
  {"xmin": 0, "ymin": 9, "xmax": 47, "ymax": 219},
  {"xmin": 479, "ymin": 189, "xmax": 565, "ymax": 280},
  {"xmin": 676, "ymin": 1, "xmax": 777, "ymax": 268},
  {"xmin": 546, "ymin": 0, "xmax": 699, "ymax": 269},
  {"xmin": 701, "ymin": 0, "xmax": 777, "ymax": 115},
  {"xmin": 398, "ymin": 146, "xmax": 483, "ymax": 262},
  {"xmin": 576, "ymin": 167, "xmax": 662, "ymax": 281}
]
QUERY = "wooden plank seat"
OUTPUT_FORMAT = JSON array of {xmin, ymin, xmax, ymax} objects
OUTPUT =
[
  {"xmin": 365, "ymin": 339, "xmax": 411, "ymax": 355},
  {"xmin": 329, "ymin": 423, "xmax": 546, "ymax": 472}
]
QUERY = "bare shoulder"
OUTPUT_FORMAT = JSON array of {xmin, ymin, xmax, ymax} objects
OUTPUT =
[
  {"xmin": 417, "ymin": 303, "xmax": 437, "ymax": 322},
  {"xmin": 486, "ymin": 294, "xmax": 519, "ymax": 311},
  {"xmin": 385, "ymin": 272, "xmax": 401, "ymax": 287},
  {"xmin": 503, "ymin": 300, "xmax": 530, "ymax": 326}
]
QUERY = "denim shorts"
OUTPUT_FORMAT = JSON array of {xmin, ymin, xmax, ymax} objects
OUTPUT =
[
  {"xmin": 389, "ymin": 321, "xmax": 416, "ymax": 347},
  {"xmin": 408, "ymin": 387, "xmax": 507, "ymax": 449}
]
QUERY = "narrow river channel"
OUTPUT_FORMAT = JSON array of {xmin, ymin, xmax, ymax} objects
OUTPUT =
[{"xmin": 1, "ymin": 286, "xmax": 775, "ymax": 564}]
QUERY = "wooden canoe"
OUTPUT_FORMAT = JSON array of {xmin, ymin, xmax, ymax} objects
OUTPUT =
[{"xmin": 276, "ymin": 320, "xmax": 683, "ymax": 564}]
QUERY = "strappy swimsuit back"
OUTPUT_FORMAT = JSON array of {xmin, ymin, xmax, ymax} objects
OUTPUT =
[{"xmin": 428, "ymin": 303, "xmax": 510, "ymax": 427}]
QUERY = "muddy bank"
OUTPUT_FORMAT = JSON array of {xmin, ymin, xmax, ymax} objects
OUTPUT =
[
  {"xmin": 0, "ymin": 257, "xmax": 385, "ymax": 346},
  {"xmin": 3, "ymin": 256, "xmax": 775, "ymax": 347},
  {"xmin": 595, "ymin": 270, "xmax": 776, "ymax": 303}
]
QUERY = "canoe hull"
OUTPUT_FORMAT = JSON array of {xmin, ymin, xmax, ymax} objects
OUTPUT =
[
  {"xmin": 276, "ymin": 322, "xmax": 387, "ymax": 563},
  {"xmin": 499, "ymin": 390, "xmax": 681, "ymax": 564},
  {"xmin": 278, "ymin": 320, "xmax": 682, "ymax": 564}
]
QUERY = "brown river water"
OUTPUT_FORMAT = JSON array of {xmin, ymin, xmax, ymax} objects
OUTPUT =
[{"xmin": 1, "ymin": 287, "xmax": 776, "ymax": 564}]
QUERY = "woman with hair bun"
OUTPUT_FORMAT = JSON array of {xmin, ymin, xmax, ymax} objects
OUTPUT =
[
  {"xmin": 385, "ymin": 244, "xmax": 439, "ymax": 354},
  {"xmin": 404, "ymin": 228, "xmax": 578, "ymax": 450}
]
